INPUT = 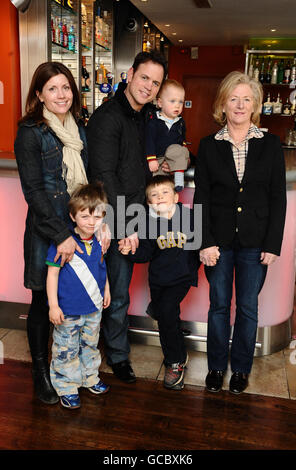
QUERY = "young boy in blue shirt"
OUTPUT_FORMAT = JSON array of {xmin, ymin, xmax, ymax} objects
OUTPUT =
[
  {"xmin": 46, "ymin": 182, "xmax": 110, "ymax": 409},
  {"xmin": 121, "ymin": 175, "xmax": 200, "ymax": 390}
]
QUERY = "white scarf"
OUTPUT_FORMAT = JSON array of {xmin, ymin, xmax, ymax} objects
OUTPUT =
[{"xmin": 43, "ymin": 106, "xmax": 88, "ymax": 195}]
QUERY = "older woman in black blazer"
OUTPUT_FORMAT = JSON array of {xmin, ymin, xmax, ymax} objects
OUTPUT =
[{"xmin": 194, "ymin": 71, "xmax": 286, "ymax": 394}]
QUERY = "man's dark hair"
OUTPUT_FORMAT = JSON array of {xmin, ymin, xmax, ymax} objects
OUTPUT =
[{"xmin": 132, "ymin": 50, "xmax": 168, "ymax": 79}]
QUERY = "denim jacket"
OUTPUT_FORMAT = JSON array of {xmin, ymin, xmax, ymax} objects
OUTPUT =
[{"xmin": 14, "ymin": 119, "xmax": 88, "ymax": 290}]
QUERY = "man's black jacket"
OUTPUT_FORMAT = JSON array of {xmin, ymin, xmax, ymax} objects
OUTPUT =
[{"xmin": 87, "ymin": 83, "xmax": 154, "ymax": 237}]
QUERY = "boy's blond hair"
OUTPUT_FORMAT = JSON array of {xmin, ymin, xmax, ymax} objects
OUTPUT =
[{"xmin": 157, "ymin": 79, "xmax": 185, "ymax": 99}]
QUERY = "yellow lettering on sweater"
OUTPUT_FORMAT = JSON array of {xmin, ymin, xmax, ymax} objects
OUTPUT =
[{"xmin": 156, "ymin": 231, "xmax": 187, "ymax": 250}]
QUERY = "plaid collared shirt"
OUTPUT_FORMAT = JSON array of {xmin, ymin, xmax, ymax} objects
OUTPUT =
[{"xmin": 215, "ymin": 125, "xmax": 264, "ymax": 182}]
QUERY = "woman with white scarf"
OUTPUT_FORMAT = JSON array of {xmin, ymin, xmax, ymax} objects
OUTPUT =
[{"xmin": 15, "ymin": 62, "xmax": 89, "ymax": 405}]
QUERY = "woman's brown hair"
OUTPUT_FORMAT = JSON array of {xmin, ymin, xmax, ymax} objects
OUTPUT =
[{"xmin": 19, "ymin": 61, "xmax": 80, "ymax": 125}]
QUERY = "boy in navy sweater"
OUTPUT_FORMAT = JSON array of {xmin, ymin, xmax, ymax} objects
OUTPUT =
[
  {"xmin": 121, "ymin": 175, "xmax": 200, "ymax": 390},
  {"xmin": 46, "ymin": 183, "xmax": 110, "ymax": 409},
  {"xmin": 145, "ymin": 79, "xmax": 190, "ymax": 192}
]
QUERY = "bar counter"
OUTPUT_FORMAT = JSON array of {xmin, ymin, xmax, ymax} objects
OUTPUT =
[{"xmin": 0, "ymin": 148, "xmax": 295, "ymax": 355}]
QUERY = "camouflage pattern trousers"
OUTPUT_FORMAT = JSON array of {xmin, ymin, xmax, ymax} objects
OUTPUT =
[{"xmin": 50, "ymin": 310, "xmax": 102, "ymax": 396}]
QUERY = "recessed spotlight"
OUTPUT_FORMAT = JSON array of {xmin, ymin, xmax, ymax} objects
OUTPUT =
[
  {"xmin": 172, "ymin": 32, "xmax": 177, "ymax": 35},
  {"xmin": 178, "ymin": 39, "xmax": 183, "ymax": 42},
  {"xmin": 165, "ymin": 24, "xmax": 170, "ymax": 27},
  {"xmin": 271, "ymin": 29, "xmax": 276, "ymax": 32}
]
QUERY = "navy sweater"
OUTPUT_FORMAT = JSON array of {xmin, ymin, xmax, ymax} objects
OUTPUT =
[
  {"xmin": 129, "ymin": 203, "xmax": 200, "ymax": 287},
  {"xmin": 145, "ymin": 112, "xmax": 186, "ymax": 160}
]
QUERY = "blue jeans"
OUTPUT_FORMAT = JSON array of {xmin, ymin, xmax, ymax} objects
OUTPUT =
[
  {"xmin": 205, "ymin": 247, "xmax": 267, "ymax": 374},
  {"xmin": 50, "ymin": 311, "xmax": 102, "ymax": 396},
  {"xmin": 103, "ymin": 239, "xmax": 134, "ymax": 365}
]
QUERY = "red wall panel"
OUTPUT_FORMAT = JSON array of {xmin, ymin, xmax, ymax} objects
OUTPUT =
[{"xmin": 0, "ymin": 0, "xmax": 21, "ymax": 157}]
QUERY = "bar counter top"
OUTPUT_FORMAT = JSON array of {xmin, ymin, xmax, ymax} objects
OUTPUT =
[{"xmin": 1, "ymin": 148, "xmax": 296, "ymax": 187}]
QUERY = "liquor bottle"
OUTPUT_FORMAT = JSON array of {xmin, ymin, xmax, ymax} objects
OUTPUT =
[
  {"xmin": 106, "ymin": 72, "xmax": 113, "ymax": 85},
  {"xmin": 248, "ymin": 56, "xmax": 254, "ymax": 78},
  {"xmin": 283, "ymin": 98, "xmax": 291, "ymax": 115},
  {"xmin": 81, "ymin": 56, "xmax": 90, "ymax": 92},
  {"xmin": 51, "ymin": 18, "xmax": 56, "ymax": 43},
  {"xmin": 291, "ymin": 56, "xmax": 296, "ymax": 83},
  {"xmin": 271, "ymin": 62, "xmax": 278, "ymax": 84},
  {"xmin": 121, "ymin": 72, "xmax": 127, "ymax": 83},
  {"xmin": 273, "ymin": 93, "xmax": 282, "ymax": 114},
  {"xmin": 259, "ymin": 61, "xmax": 265, "ymax": 83},
  {"xmin": 54, "ymin": 17, "xmax": 60, "ymax": 43},
  {"xmin": 81, "ymin": 93, "xmax": 89, "ymax": 124},
  {"xmin": 103, "ymin": 21, "xmax": 110, "ymax": 48},
  {"xmin": 58, "ymin": 21, "xmax": 64, "ymax": 46},
  {"xmin": 96, "ymin": 66, "xmax": 103, "ymax": 85},
  {"xmin": 283, "ymin": 61, "xmax": 291, "ymax": 84},
  {"xmin": 253, "ymin": 60, "xmax": 260, "ymax": 81},
  {"xmin": 277, "ymin": 60, "xmax": 284, "ymax": 84},
  {"xmin": 291, "ymin": 96, "xmax": 296, "ymax": 116},
  {"xmin": 68, "ymin": 25, "xmax": 75, "ymax": 52},
  {"xmin": 99, "ymin": 62, "xmax": 106, "ymax": 83},
  {"xmin": 81, "ymin": 2, "xmax": 87, "ymax": 45},
  {"xmin": 62, "ymin": 20, "xmax": 68, "ymax": 48},
  {"xmin": 96, "ymin": 16, "xmax": 103, "ymax": 44},
  {"xmin": 265, "ymin": 61, "xmax": 272, "ymax": 84},
  {"xmin": 262, "ymin": 93, "xmax": 273, "ymax": 115}
]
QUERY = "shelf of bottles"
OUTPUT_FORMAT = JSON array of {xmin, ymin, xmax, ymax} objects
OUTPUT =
[
  {"xmin": 50, "ymin": 0, "xmax": 79, "ymax": 87},
  {"xmin": 245, "ymin": 50, "xmax": 296, "ymax": 118},
  {"xmin": 50, "ymin": 0, "xmax": 114, "ymax": 123},
  {"xmin": 81, "ymin": 0, "xmax": 94, "ymax": 121},
  {"xmin": 94, "ymin": 7, "xmax": 113, "ymax": 110},
  {"xmin": 142, "ymin": 20, "xmax": 169, "ymax": 62},
  {"xmin": 80, "ymin": 1, "xmax": 114, "ymax": 122}
]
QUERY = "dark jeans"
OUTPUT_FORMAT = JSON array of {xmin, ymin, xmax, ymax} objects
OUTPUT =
[
  {"xmin": 103, "ymin": 239, "xmax": 134, "ymax": 365},
  {"xmin": 150, "ymin": 281, "xmax": 191, "ymax": 365},
  {"xmin": 28, "ymin": 290, "xmax": 49, "ymax": 331},
  {"xmin": 27, "ymin": 290, "xmax": 51, "ymax": 361},
  {"xmin": 205, "ymin": 247, "xmax": 267, "ymax": 374}
]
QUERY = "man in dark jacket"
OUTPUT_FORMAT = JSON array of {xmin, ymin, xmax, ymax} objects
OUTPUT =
[{"xmin": 87, "ymin": 51, "xmax": 167, "ymax": 383}]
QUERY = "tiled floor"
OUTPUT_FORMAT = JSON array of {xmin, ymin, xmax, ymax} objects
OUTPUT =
[{"xmin": 1, "ymin": 327, "xmax": 295, "ymax": 400}]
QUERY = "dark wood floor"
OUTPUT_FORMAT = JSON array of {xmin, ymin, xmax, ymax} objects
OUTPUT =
[{"xmin": 1, "ymin": 359, "xmax": 296, "ymax": 454}]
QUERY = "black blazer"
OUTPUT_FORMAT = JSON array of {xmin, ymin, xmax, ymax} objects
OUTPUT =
[{"xmin": 193, "ymin": 132, "xmax": 287, "ymax": 256}]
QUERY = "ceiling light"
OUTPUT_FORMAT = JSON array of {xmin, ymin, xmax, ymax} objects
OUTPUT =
[
  {"xmin": 178, "ymin": 39, "xmax": 183, "ymax": 42},
  {"xmin": 172, "ymin": 32, "xmax": 177, "ymax": 35},
  {"xmin": 271, "ymin": 29, "xmax": 276, "ymax": 32},
  {"xmin": 165, "ymin": 24, "xmax": 170, "ymax": 27}
]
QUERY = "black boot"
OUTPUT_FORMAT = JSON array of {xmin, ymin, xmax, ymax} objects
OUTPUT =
[{"xmin": 27, "ymin": 318, "xmax": 59, "ymax": 405}]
